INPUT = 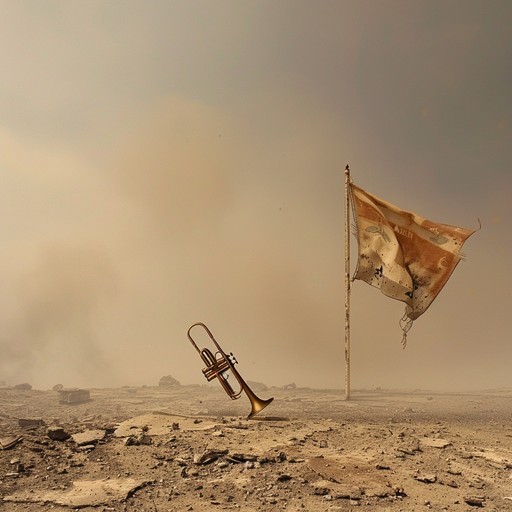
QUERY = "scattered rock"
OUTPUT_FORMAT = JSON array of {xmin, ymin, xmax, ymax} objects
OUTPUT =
[
  {"xmin": 0, "ymin": 436, "xmax": 23, "ymax": 450},
  {"xmin": 71, "ymin": 429, "xmax": 106, "ymax": 446},
  {"xmin": 59, "ymin": 388, "xmax": 91, "ymax": 404},
  {"xmin": 138, "ymin": 433, "xmax": 153, "ymax": 445},
  {"xmin": 228, "ymin": 452, "xmax": 258, "ymax": 463},
  {"xmin": 464, "ymin": 495, "xmax": 485, "ymax": 507},
  {"xmin": 114, "ymin": 413, "xmax": 217, "ymax": 437},
  {"xmin": 158, "ymin": 375, "xmax": 181, "ymax": 387},
  {"xmin": 18, "ymin": 418, "xmax": 44, "ymax": 428},
  {"xmin": 414, "ymin": 473, "xmax": 437, "ymax": 483},
  {"xmin": 472, "ymin": 448, "xmax": 512, "ymax": 469},
  {"xmin": 275, "ymin": 452, "xmax": 287, "ymax": 463},
  {"xmin": 0, "ymin": 384, "xmax": 509, "ymax": 511},
  {"xmin": 193, "ymin": 449, "xmax": 228, "ymax": 465},
  {"xmin": 313, "ymin": 484, "xmax": 331, "ymax": 496},
  {"xmin": 4, "ymin": 478, "xmax": 149, "ymax": 507},
  {"xmin": 124, "ymin": 435, "xmax": 139, "ymax": 446},
  {"xmin": 13, "ymin": 383, "xmax": 32, "ymax": 390},
  {"xmin": 47, "ymin": 426, "xmax": 71, "ymax": 441},
  {"xmin": 420, "ymin": 437, "xmax": 451, "ymax": 449},
  {"xmin": 308, "ymin": 455, "xmax": 395, "ymax": 498},
  {"xmin": 397, "ymin": 440, "xmax": 421, "ymax": 456}
]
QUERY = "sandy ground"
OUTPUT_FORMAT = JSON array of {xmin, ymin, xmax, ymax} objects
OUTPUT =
[{"xmin": 1, "ymin": 384, "xmax": 511, "ymax": 511}]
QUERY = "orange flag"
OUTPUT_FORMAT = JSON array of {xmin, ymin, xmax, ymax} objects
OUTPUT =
[{"xmin": 350, "ymin": 183, "xmax": 477, "ymax": 345}]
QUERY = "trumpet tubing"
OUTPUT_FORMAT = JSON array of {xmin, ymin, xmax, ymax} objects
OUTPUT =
[{"xmin": 187, "ymin": 322, "xmax": 274, "ymax": 418}]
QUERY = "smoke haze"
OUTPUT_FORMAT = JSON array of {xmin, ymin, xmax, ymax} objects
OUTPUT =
[{"xmin": 0, "ymin": 1, "xmax": 510, "ymax": 392}]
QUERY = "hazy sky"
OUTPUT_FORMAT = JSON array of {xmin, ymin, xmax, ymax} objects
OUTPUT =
[{"xmin": 0, "ymin": 1, "xmax": 510, "ymax": 392}]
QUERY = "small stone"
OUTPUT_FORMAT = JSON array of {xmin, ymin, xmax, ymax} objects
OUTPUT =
[
  {"xmin": 13, "ymin": 383, "xmax": 32, "ymax": 390},
  {"xmin": 78, "ymin": 444, "xmax": 96, "ymax": 452},
  {"xmin": 47, "ymin": 426, "xmax": 70, "ymax": 441},
  {"xmin": 464, "ymin": 496, "xmax": 485, "ymax": 507},
  {"xmin": 415, "ymin": 473, "xmax": 437, "ymax": 483},
  {"xmin": 0, "ymin": 436, "xmax": 23, "ymax": 450},
  {"xmin": 275, "ymin": 452, "xmax": 287, "ymax": 463},
  {"xmin": 18, "ymin": 418, "xmax": 44, "ymax": 428},
  {"xmin": 58, "ymin": 388, "xmax": 90, "ymax": 404},
  {"xmin": 71, "ymin": 429, "xmax": 106, "ymax": 446},
  {"xmin": 193, "ymin": 450, "xmax": 228, "ymax": 465},
  {"xmin": 125, "ymin": 436, "xmax": 139, "ymax": 446},
  {"xmin": 228, "ymin": 453, "xmax": 258, "ymax": 463},
  {"xmin": 138, "ymin": 434, "xmax": 152, "ymax": 445}
]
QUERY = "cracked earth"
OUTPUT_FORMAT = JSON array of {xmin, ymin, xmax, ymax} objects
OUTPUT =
[{"xmin": 1, "ymin": 385, "xmax": 511, "ymax": 511}]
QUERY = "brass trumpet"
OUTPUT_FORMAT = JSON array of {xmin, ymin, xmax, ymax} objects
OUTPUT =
[{"xmin": 187, "ymin": 322, "xmax": 273, "ymax": 419}]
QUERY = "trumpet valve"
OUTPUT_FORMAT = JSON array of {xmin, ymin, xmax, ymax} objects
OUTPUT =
[{"xmin": 202, "ymin": 358, "xmax": 230, "ymax": 381}]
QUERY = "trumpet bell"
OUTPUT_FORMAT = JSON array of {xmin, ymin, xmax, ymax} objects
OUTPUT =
[
  {"xmin": 248, "ymin": 395, "xmax": 274, "ymax": 419},
  {"xmin": 237, "ymin": 374, "xmax": 274, "ymax": 419}
]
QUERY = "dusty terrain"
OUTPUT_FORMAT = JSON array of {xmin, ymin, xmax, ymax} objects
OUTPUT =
[{"xmin": 1, "ymin": 384, "xmax": 511, "ymax": 511}]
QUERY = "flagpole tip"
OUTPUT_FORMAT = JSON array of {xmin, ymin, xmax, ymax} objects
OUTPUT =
[{"xmin": 345, "ymin": 164, "xmax": 350, "ymax": 176}]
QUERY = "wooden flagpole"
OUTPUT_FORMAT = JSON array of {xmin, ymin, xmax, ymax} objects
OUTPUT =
[{"xmin": 344, "ymin": 164, "xmax": 351, "ymax": 400}]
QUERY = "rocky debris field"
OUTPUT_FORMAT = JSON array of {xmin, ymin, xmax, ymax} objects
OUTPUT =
[{"xmin": 1, "ymin": 385, "xmax": 511, "ymax": 511}]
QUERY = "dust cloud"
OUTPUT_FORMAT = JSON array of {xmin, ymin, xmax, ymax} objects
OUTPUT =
[
  {"xmin": 0, "ymin": 91, "xmax": 509, "ymax": 394},
  {"xmin": 0, "ymin": 95, "xmax": 345, "ymax": 391},
  {"xmin": 0, "ymin": 244, "xmax": 116, "ymax": 388},
  {"xmin": 101, "ymin": 95, "xmax": 347, "ymax": 391},
  {"xmin": 0, "ymin": 2, "xmax": 510, "ymax": 393}
]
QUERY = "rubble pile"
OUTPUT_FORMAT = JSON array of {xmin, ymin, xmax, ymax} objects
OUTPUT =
[{"xmin": 158, "ymin": 375, "xmax": 181, "ymax": 387}]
